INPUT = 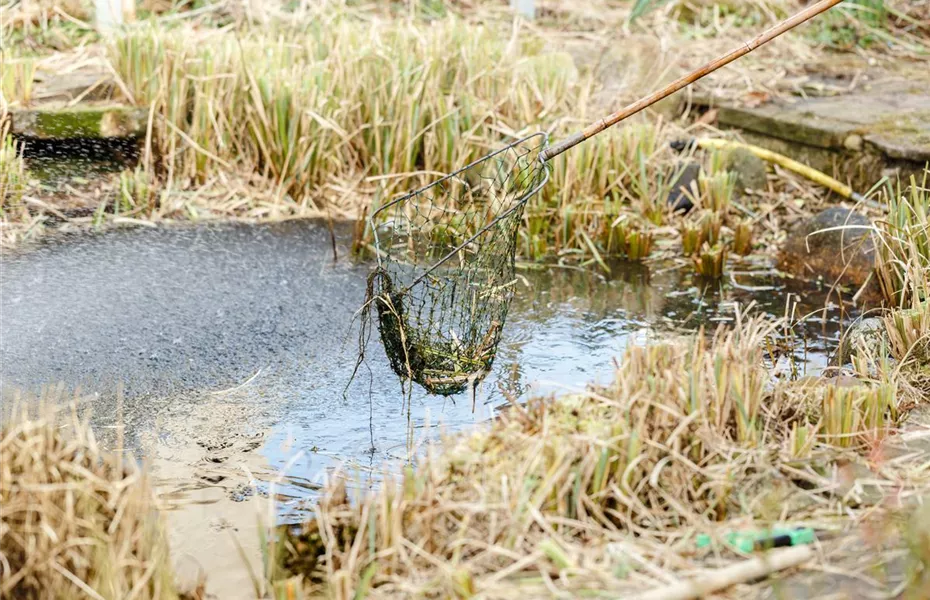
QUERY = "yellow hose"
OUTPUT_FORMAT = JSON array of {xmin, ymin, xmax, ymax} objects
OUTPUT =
[{"xmin": 693, "ymin": 137, "xmax": 874, "ymax": 206}]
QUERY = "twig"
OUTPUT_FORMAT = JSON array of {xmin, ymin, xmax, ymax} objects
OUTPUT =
[{"xmin": 637, "ymin": 546, "xmax": 814, "ymax": 600}]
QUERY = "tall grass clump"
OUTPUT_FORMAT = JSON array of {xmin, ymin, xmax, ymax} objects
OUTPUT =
[
  {"xmin": 0, "ymin": 405, "xmax": 183, "ymax": 599},
  {"xmin": 0, "ymin": 130, "xmax": 27, "ymax": 213},
  {"xmin": 818, "ymin": 382, "xmax": 897, "ymax": 448},
  {"xmin": 108, "ymin": 18, "xmax": 576, "ymax": 200},
  {"xmin": 883, "ymin": 298, "xmax": 930, "ymax": 365},
  {"xmin": 0, "ymin": 55, "xmax": 36, "ymax": 107},
  {"xmin": 874, "ymin": 172, "xmax": 930, "ymax": 306},
  {"xmin": 698, "ymin": 161, "xmax": 734, "ymax": 215},
  {"xmin": 671, "ymin": 151, "xmax": 751, "ymax": 275},
  {"xmin": 117, "ymin": 166, "xmax": 159, "ymax": 214},
  {"xmin": 731, "ymin": 217, "xmax": 754, "ymax": 256},
  {"xmin": 694, "ymin": 242, "xmax": 727, "ymax": 279},
  {"xmin": 108, "ymin": 14, "xmax": 688, "ymax": 263},
  {"xmin": 522, "ymin": 121, "xmax": 682, "ymax": 262}
]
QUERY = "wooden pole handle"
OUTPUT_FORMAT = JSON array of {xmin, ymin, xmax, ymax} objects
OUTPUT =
[{"xmin": 540, "ymin": 0, "xmax": 846, "ymax": 162}]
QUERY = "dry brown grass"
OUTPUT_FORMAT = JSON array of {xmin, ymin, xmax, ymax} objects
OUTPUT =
[
  {"xmin": 7, "ymin": 0, "xmax": 883, "ymax": 269},
  {"xmin": 875, "ymin": 173, "xmax": 930, "ymax": 307},
  {"xmin": 0, "ymin": 400, "xmax": 187, "ymax": 600},
  {"xmin": 269, "ymin": 308, "xmax": 925, "ymax": 598}
]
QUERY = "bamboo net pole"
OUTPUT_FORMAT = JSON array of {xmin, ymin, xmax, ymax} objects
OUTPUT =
[{"xmin": 540, "ymin": 0, "xmax": 846, "ymax": 162}]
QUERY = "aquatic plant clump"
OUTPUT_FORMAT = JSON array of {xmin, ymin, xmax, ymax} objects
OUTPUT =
[
  {"xmin": 362, "ymin": 134, "xmax": 549, "ymax": 396},
  {"xmin": 875, "ymin": 172, "xmax": 930, "ymax": 305}
]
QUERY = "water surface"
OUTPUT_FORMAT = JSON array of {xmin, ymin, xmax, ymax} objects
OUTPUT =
[{"xmin": 1, "ymin": 220, "xmax": 854, "ymax": 508}]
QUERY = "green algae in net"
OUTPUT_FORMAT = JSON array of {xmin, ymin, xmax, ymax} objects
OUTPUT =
[{"xmin": 359, "ymin": 133, "xmax": 549, "ymax": 396}]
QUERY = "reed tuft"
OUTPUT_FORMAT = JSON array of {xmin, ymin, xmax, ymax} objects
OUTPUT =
[
  {"xmin": 694, "ymin": 241, "xmax": 727, "ymax": 278},
  {"xmin": 0, "ymin": 403, "xmax": 183, "ymax": 600},
  {"xmin": 874, "ymin": 172, "xmax": 930, "ymax": 306},
  {"xmin": 0, "ymin": 128, "xmax": 27, "ymax": 216}
]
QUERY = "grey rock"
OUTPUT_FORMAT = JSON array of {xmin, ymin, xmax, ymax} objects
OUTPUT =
[{"xmin": 836, "ymin": 317, "xmax": 890, "ymax": 364}]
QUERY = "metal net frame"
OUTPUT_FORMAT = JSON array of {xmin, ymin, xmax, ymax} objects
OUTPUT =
[
  {"xmin": 346, "ymin": 1, "xmax": 844, "ymax": 399},
  {"xmin": 361, "ymin": 133, "xmax": 550, "ymax": 396}
]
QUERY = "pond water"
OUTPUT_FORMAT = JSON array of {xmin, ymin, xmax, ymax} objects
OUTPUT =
[
  {"xmin": 1, "ymin": 219, "xmax": 854, "ymax": 514},
  {"xmin": 0, "ymin": 218, "xmax": 862, "ymax": 597}
]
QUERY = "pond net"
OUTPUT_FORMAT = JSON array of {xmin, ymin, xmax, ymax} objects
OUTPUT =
[{"xmin": 359, "ymin": 133, "xmax": 550, "ymax": 396}]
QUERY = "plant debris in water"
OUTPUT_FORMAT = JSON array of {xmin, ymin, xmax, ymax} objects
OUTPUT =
[{"xmin": 356, "ymin": 135, "xmax": 547, "ymax": 396}]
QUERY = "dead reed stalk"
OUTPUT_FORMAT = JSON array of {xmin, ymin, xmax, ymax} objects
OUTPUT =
[{"xmin": 0, "ymin": 403, "xmax": 182, "ymax": 600}]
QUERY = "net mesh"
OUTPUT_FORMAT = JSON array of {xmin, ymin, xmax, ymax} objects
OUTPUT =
[{"xmin": 362, "ymin": 133, "xmax": 550, "ymax": 396}]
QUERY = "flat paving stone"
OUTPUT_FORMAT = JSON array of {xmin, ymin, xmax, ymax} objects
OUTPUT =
[
  {"xmin": 11, "ymin": 103, "xmax": 147, "ymax": 139},
  {"xmin": 693, "ymin": 73, "xmax": 930, "ymax": 166}
]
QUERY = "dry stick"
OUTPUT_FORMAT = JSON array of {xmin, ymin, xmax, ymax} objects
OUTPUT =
[
  {"xmin": 540, "ymin": 0, "xmax": 847, "ymax": 162},
  {"xmin": 637, "ymin": 545, "xmax": 814, "ymax": 600}
]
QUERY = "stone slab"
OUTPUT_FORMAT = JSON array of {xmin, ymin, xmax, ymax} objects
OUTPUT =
[
  {"xmin": 32, "ymin": 66, "xmax": 115, "ymax": 104},
  {"xmin": 10, "ymin": 104, "xmax": 147, "ymax": 139},
  {"xmin": 693, "ymin": 77, "xmax": 930, "ymax": 165}
]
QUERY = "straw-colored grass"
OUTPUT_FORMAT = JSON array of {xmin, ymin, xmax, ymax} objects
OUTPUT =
[
  {"xmin": 270, "ymin": 310, "xmax": 918, "ymax": 598},
  {"xmin": 0, "ymin": 54, "xmax": 37, "ymax": 108},
  {"xmin": 0, "ymin": 403, "xmax": 186, "ymax": 600},
  {"xmin": 104, "ymin": 9, "xmax": 697, "ymax": 264},
  {"xmin": 883, "ymin": 299, "xmax": 930, "ymax": 367},
  {"xmin": 107, "ymin": 16, "xmax": 579, "ymax": 203},
  {"xmin": 731, "ymin": 217, "xmax": 754, "ymax": 256},
  {"xmin": 106, "ymin": 9, "xmax": 794, "ymax": 269},
  {"xmin": 693, "ymin": 241, "xmax": 728, "ymax": 278},
  {"xmin": 2, "ymin": 0, "xmax": 886, "ymax": 266},
  {"xmin": 875, "ymin": 172, "xmax": 930, "ymax": 307},
  {"xmin": 0, "ymin": 132, "xmax": 27, "ymax": 214}
]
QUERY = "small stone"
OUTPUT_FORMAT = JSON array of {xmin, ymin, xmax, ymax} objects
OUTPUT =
[
  {"xmin": 881, "ymin": 167, "xmax": 901, "ymax": 180},
  {"xmin": 778, "ymin": 206, "xmax": 876, "ymax": 289},
  {"xmin": 844, "ymin": 134, "xmax": 864, "ymax": 151},
  {"xmin": 821, "ymin": 374, "xmax": 866, "ymax": 388},
  {"xmin": 720, "ymin": 147, "xmax": 768, "ymax": 192},
  {"xmin": 793, "ymin": 373, "xmax": 865, "ymax": 388}
]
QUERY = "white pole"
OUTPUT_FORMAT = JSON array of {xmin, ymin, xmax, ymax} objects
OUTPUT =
[{"xmin": 510, "ymin": 0, "xmax": 535, "ymax": 20}]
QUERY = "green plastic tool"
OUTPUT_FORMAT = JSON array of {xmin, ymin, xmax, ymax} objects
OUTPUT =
[{"xmin": 696, "ymin": 527, "xmax": 817, "ymax": 553}]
